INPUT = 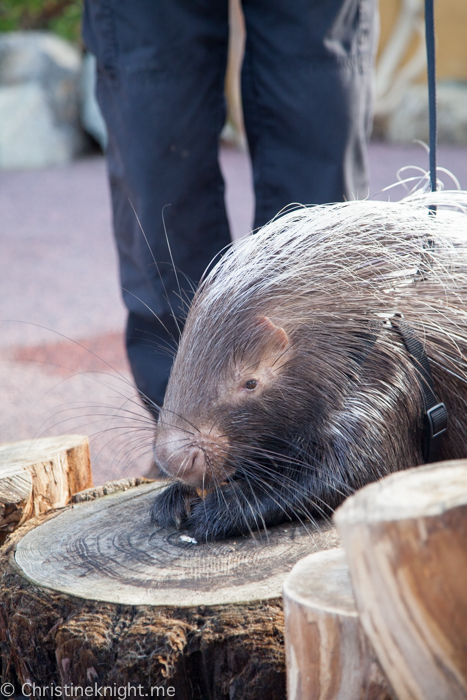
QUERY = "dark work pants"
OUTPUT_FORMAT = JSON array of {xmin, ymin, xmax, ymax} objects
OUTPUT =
[{"xmin": 82, "ymin": 0, "xmax": 377, "ymax": 413}]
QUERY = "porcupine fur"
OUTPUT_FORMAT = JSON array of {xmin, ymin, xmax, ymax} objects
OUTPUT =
[{"xmin": 151, "ymin": 189, "xmax": 467, "ymax": 540}]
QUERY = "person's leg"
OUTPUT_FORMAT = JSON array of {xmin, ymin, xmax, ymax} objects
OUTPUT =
[
  {"xmin": 82, "ymin": 0, "xmax": 231, "ymax": 413},
  {"xmin": 241, "ymin": 0, "xmax": 378, "ymax": 229}
]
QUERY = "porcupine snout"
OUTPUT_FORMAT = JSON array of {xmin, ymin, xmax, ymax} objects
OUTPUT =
[{"xmin": 154, "ymin": 422, "xmax": 231, "ymax": 488}]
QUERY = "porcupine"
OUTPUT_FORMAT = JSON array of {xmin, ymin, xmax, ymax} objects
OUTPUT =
[{"xmin": 151, "ymin": 189, "xmax": 467, "ymax": 541}]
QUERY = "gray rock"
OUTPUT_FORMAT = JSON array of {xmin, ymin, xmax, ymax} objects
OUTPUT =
[
  {"xmin": 386, "ymin": 82, "xmax": 467, "ymax": 145},
  {"xmin": 0, "ymin": 31, "xmax": 84, "ymax": 168},
  {"xmin": 81, "ymin": 52, "xmax": 108, "ymax": 150}
]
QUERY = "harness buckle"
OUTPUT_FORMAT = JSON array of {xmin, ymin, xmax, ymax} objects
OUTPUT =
[{"xmin": 426, "ymin": 402, "xmax": 448, "ymax": 440}]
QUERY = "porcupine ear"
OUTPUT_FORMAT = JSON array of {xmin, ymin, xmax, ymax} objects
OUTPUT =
[{"xmin": 256, "ymin": 316, "xmax": 290, "ymax": 354}]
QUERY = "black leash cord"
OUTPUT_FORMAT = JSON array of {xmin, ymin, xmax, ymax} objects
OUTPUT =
[{"xmin": 425, "ymin": 0, "xmax": 437, "ymax": 195}]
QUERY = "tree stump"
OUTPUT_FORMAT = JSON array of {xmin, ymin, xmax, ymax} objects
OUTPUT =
[
  {"xmin": 0, "ymin": 481, "xmax": 339, "ymax": 699},
  {"xmin": 0, "ymin": 435, "xmax": 92, "ymax": 544},
  {"xmin": 334, "ymin": 459, "xmax": 467, "ymax": 700},
  {"xmin": 283, "ymin": 548, "xmax": 391, "ymax": 700}
]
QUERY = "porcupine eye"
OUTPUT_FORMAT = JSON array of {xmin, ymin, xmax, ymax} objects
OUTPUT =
[{"xmin": 244, "ymin": 379, "xmax": 258, "ymax": 391}]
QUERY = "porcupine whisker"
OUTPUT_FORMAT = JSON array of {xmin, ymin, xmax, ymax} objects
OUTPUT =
[
  {"xmin": 89, "ymin": 402, "xmax": 157, "ymax": 424},
  {"xmin": 240, "ymin": 457, "xmax": 338, "ymax": 520},
  {"xmin": 6, "ymin": 320, "xmax": 154, "ymax": 401},
  {"xmin": 121, "ymin": 287, "xmax": 181, "ymax": 348},
  {"xmin": 153, "ymin": 440, "xmax": 194, "ymax": 465},
  {"xmin": 237, "ymin": 444, "xmax": 315, "ymax": 473},
  {"xmin": 156, "ymin": 435, "xmax": 195, "ymax": 450},
  {"xmin": 235, "ymin": 479, "xmax": 270, "ymax": 541},
  {"xmin": 128, "ymin": 334, "xmax": 178, "ymax": 360},
  {"xmin": 212, "ymin": 463, "xmax": 268, "ymax": 541},
  {"xmin": 153, "ymin": 424, "xmax": 196, "ymax": 441},
  {"xmin": 196, "ymin": 461, "xmax": 233, "ymax": 537},
  {"xmin": 163, "ymin": 452, "xmax": 189, "ymax": 482},
  {"xmin": 38, "ymin": 418, "xmax": 156, "ymax": 472},
  {"xmin": 38, "ymin": 369, "xmax": 160, "ymax": 439},
  {"xmin": 236, "ymin": 466, "xmax": 319, "ymax": 534},
  {"xmin": 97, "ymin": 432, "xmax": 154, "ymax": 470},
  {"xmin": 243, "ymin": 444, "xmax": 355, "ymax": 496},
  {"xmin": 87, "ymin": 436, "xmax": 150, "ymax": 476},
  {"xmin": 161, "ymin": 204, "xmax": 184, "ymax": 325},
  {"xmin": 37, "ymin": 401, "xmax": 157, "ymax": 448},
  {"xmin": 220, "ymin": 451, "xmax": 323, "ymax": 528},
  {"xmin": 35, "ymin": 416, "xmax": 152, "ymax": 448},
  {"xmin": 12, "ymin": 347, "xmax": 166, "ymax": 450},
  {"xmin": 165, "ymin": 440, "xmax": 196, "ymax": 472},
  {"xmin": 239, "ymin": 453, "xmax": 352, "ymax": 502},
  {"xmin": 128, "ymin": 201, "xmax": 182, "ymax": 340},
  {"xmin": 242, "ymin": 444, "xmax": 380, "ymax": 496},
  {"xmin": 42, "ymin": 399, "xmax": 156, "ymax": 427},
  {"xmin": 157, "ymin": 407, "xmax": 203, "ymax": 434},
  {"xmin": 239, "ymin": 469, "xmax": 307, "ymax": 534},
  {"xmin": 35, "ymin": 399, "xmax": 160, "ymax": 454},
  {"xmin": 40, "ymin": 403, "xmax": 154, "ymax": 431},
  {"xmin": 238, "ymin": 436, "xmax": 315, "ymax": 462},
  {"xmin": 216, "ymin": 461, "xmax": 264, "ymax": 538},
  {"xmin": 194, "ymin": 456, "xmax": 256, "ymax": 539}
]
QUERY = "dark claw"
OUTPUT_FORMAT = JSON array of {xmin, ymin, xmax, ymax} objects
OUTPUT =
[
  {"xmin": 185, "ymin": 484, "xmax": 255, "ymax": 541},
  {"xmin": 152, "ymin": 480, "xmax": 293, "ymax": 541},
  {"xmin": 150, "ymin": 481, "xmax": 200, "ymax": 529}
]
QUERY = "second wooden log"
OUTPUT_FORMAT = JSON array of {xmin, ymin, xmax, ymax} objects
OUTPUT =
[
  {"xmin": 334, "ymin": 459, "xmax": 467, "ymax": 700},
  {"xmin": 283, "ymin": 548, "xmax": 391, "ymax": 700}
]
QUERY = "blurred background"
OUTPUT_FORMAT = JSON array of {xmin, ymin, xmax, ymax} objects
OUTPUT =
[{"xmin": 1, "ymin": 0, "xmax": 467, "ymax": 483}]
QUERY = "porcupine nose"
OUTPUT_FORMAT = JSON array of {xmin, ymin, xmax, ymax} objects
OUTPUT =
[
  {"xmin": 154, "ymin": 433, "xmax": 207, "ymax": 486},
  {"xmin": 155, "ymin": 421, "xmax": 234, "ymax": 487},
  {"xmin": 178, "ymin": 446, "xmax": 206, "ymax": 485}
]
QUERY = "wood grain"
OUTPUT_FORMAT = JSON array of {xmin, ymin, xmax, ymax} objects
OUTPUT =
[
  {"xmin": 334, "ymin": 459, "xmax": 467, "ymax": 700},
  {"xmin": 283, "ymin": 548, "xmax": 391, "ymax": 700},
  {"xmin": 15, "ymin": 481, "xmax": 339, "ymax": 607},
  {"xmin": 0, "ymin": 435, "xmax": 92, "ymax": 543}
]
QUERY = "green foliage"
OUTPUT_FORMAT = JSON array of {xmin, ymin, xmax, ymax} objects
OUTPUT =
[{"xmin": 0, "ymin": 0, "xmax": 82, "ymax": 43}]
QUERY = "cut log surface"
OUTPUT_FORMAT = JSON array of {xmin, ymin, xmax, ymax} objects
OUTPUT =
[
  {"xmin": 334, "ymin": 459, "xmax": 467, "ymax": 700},
  {"xmin": 1, "ymin": 481, "xmax": 339, "ymax": 697},
  {"xmin": 0, "ymin": 435, "xmax": 92, "ymax": 543},
  {"xmin": 283, "ymin": 548, "xmax": 391, "ymax": 700},
  {"xmin": 15, "ymin": 481, "xmax": 338, "ymax": 607}
]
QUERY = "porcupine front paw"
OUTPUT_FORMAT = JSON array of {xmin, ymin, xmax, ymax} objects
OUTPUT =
[
  {"xmin": 185, "ymin": 482, "xmax": 276, "ymax": 541},
  {"xmin": 150, "ymin": 481, "xmax": 201, "ymax": 530}
]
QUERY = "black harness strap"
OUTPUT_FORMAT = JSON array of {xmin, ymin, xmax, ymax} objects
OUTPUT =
[
  {"xmin": 391, "ymin": 317, "xmax": 447, "ymax": 463},
  {"xmin": 355, "ymin": 316, "xmax": 447, "ymax": 462}
]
